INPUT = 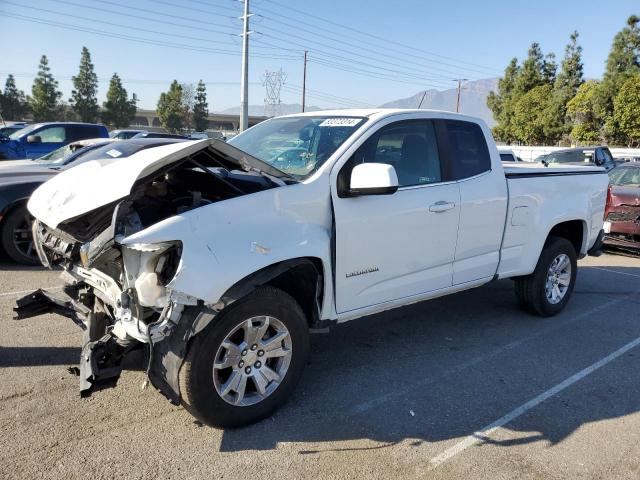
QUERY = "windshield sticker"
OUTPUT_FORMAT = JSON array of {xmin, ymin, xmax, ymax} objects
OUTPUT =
[
  {"xmin": 106, "ymin": 149, "xmax": 123, "ymax": 158},
  {"xmin": 319, "ymin": 118, "xmax": 362, "ymax": 127}
]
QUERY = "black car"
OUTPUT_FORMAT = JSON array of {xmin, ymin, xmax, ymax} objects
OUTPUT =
[
  {"xmin": 540, "ymin": 146, "xmax": 617, "ymax": 171},
  {"xmin": 0, "ymin": 138, "xmax": 185, "ymax": 265}
]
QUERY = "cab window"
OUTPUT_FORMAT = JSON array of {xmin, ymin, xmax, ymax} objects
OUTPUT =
[
  {"xmin": 37, "ymin": 126, "xmax": 66, "ymax": 143},
  {"xmin": 350, "ymin": 120, "xmax": 442, "ymax": 187},
  {"xmin": 443, "ymin": 120, "xmax": 491, "ymax": 180}
]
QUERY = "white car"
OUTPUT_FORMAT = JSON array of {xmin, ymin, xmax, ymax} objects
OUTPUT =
[{"xmin": 17, "ymin": 109, "xmax": 608, "ymax": 428}]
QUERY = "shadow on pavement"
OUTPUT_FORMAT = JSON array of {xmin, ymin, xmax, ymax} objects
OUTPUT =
[{"xmin": 217, "ymin": 264, "xmax": 640, "ymax": 453}]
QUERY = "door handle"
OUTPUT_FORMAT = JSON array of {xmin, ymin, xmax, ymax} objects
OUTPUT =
[{"xmin": 429, "ymin": 201, "xmax": 455, "ymax": 213}]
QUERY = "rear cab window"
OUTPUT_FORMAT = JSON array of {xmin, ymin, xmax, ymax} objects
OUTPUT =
[
  {"xmin": 441, "ymin": 120, "xmax": 491, "ymax": 180},
  {"xmin": 66, "ymin": 125, "xmax": 101, "ymax": 142}
]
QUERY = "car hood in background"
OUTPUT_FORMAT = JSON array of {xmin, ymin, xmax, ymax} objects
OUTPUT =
[{"xmin": 0, "ymin": 164, "xmax": 58, "ymax": 187}]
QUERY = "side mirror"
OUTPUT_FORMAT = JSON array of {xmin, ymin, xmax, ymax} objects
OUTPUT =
[
  {"xmin": 26, "ymin": 135, "xmax": 42, "ymax": 144},
  {"xmin": 349, "ymin": 163, "xmax": 399, "ymax": 196}
]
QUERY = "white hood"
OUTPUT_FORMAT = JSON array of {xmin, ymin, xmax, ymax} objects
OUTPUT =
[{"xmin": 28, "ymin": 140, "xmax": 206, "ymax": 228}]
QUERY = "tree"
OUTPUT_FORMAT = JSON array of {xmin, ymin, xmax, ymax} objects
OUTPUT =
[
  {"xmin": 70, "ymin": 47, "xmax": 99, "ymax": 123},
  {"xmin": 542, "ymin": 53, "xmax": 557, "ymax": 84},
  {"xmin": 29, "ymin": 55, "xmax": 62, "ymax": 122},
  {"xmin": 0, "ymin": 74, "xmax": 29, "ymax": 120},
  {"xmin": 513, "ymin": 43, "xmax": 546, "ymax": 97},
  {"xmin": 567, "ymin": 80, "xmax": 604, "ymax": 144},
  {"xmin": 180, "ymin": 83, "xmax": 196, "ymax": 131},
  {"xmin": 193, "ymin": 80, "xmax": 209, "ymax": 132},
  {"xmin": 548, "ymin": 31, "xmax": 585, "ymax": 142},
  {"xmin": 157, "ymin": 80, "xmax": 185, "ymax": 133},
  {"xmin": 601, "ymin": 15, "xmax": 640, "ymax": 142},
  {"xmin": 613, "ymin": 74, "xmax": 640, "ymax": 146},
  {"xmin": 487, "ymin": 58, "xmax": 520, "ymax": 142},
  {"xmin": 101, "ymin": 73, "xmax": 137, "ymax": 128},
  {"xmin": 512, "ymin": 84, "xmax": 555, "ymax": 145}
]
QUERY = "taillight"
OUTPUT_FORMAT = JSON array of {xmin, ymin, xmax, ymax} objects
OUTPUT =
[{"xmin": 604, "ymin": 184, "xmax": 613, "ymax": 220}]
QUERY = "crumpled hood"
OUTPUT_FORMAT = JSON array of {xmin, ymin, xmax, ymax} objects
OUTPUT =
[
  {"xmin": 28, "ymin": 140, "xmax": 205, "ymax": 228},
  {"xmin": 27, "ymin": 138, "xmax": 289, "ymax": 229}
]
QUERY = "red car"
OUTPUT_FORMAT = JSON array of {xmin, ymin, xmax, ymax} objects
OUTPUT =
[{"xmin": 604, "ymin": 163, "xmax": 640, "ymax": 252}]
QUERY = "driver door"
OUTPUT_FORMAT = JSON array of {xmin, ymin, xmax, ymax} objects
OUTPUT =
[{"xmin": 332, "ymin": 120, "xmax": 460, "ymax": 315}]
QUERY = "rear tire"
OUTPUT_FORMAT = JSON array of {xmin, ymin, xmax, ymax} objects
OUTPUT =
[
  {"xmin": 179, "ymin": 286, "xmax": 309, "ymax": 428},
  {"xmin": 0, "ymin": 205, "xmax": 40, "ymax": 265},
  {"xmin": 514, "ymin": 236, "xmax": 577, "ymax": 317}
]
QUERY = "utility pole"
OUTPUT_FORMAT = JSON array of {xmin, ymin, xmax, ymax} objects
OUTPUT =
[
  {"xmin": 302, "ymin": 50, "xmax": 308, "ymax": 112},
  {"xmin": 453, "ymin": 78, "xmax": 468, "ymax": 113},
  {"xmin": 239, "ymin": 0, "xmax": 251, "ymax": 132}
]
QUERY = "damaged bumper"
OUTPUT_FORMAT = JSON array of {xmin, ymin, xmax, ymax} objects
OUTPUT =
[{"xmin": 15, "ymin": 221, "xmax": 212, "ymax": 403}]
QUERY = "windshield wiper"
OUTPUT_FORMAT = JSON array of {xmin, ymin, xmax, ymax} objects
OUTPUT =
[{"xmin": 238, "ymin": 158, "xmax": 289, "ymax": 186}]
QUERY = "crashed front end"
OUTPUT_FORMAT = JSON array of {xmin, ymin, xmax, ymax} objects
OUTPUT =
[
  {"xmin": 16, "ymin": 211, "xmax": 199, "ymax": 401},
  {"xmin": 13, "ymin": 141, "xmax": 284, "ymax": 402}
]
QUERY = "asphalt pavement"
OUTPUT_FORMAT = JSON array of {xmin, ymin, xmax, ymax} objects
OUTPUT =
[{"xmin": 1, "ymin": 252, "xmax": 639, "ymax": 479}]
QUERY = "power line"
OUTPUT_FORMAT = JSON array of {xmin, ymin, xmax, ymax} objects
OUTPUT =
[
  {"xmin": 306, "ymin": 57, "xmax": 454, "ymax": 89},
  {"xmin": 0, "ymin": 12, "xmax": 300, "ymax": 61},
  {"xmin": 1, "ymin": 71, "xmax": 262, "ymax": 86},
  {"xmin": 252, "ymin": 14, "xmax": 495, "ymax": 81},
  {"xmin": 263, "ymin": 0, "xmax": 501, "ymax": 75},
  {"xmin": 4, "ymin": 1, "xmax": 247, "ymax": 50}
]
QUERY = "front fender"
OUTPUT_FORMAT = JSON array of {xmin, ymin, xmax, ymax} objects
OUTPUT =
[{"xmin": 120, "ymin": 180, "xmax": 336, "ymax": 319}]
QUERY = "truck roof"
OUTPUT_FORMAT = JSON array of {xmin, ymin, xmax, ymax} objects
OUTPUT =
[{"xmin": 278, "ymin": 108, "xmax": 485, "ymax": 124}]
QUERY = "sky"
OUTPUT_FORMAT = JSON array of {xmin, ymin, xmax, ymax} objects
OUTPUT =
[{"xmin": 0, "ymin": 0, "xmax": 638, "ymax": 113}]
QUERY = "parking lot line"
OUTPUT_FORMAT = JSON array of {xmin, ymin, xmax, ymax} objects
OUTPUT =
[
  {"xmin": 353, "ymin": 291, "xmax": 638, "ymax": 415},
  {"xmin": 0, "ymin": 286, "xmax": 61, "ymax": 298},
  {"xmin": 427, "ymin": 334, "xmax": 640, "ymax": 470},
  {"xmin": 591, "ymin": 267, "xmax": 640, "ymax": 278}
]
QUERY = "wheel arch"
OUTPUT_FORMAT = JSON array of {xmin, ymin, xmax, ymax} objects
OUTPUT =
[
  {"xmin": 215, "ymin": 257, "xmax": 325, "ymax": 328},
  {"xmin": 546, "ymin": 219, "xmax": 587, "ymax": 257}
]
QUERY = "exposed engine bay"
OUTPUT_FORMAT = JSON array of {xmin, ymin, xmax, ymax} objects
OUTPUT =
[{"xmin": 15, "ymin": 143, "xmax": 288, "ymax": 399}]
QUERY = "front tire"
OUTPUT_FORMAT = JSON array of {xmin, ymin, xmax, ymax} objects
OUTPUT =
[
  {"xmin": 0, "ymin": 205, "xmax": 40, "ymax": 265},
  {"xmin": 514, "ymin": 236, "xmax": 577, "ymax": 317},
  {"xmin": 179, "ymin": 286, "xmax": 309, "ymax": 428}
]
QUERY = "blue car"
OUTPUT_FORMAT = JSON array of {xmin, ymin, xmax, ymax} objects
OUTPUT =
[{"xmin": 0, "ymin": 122, "xmax": 108, "ymax": 160}]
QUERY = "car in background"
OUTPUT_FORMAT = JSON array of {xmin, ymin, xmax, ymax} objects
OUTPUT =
[
  {"xmin": 187, "ymin": 132, "xmax": 209, "ymax": 140},
  {"xmin": 0, "ymin": 138, "xmax": 187, "ymax": 265},
  {"xmin": 497, "ymin": 147, "xmax": 523, "ymax": 162},
  {"xmin": 539, "ymin": 147, "xmax": 617, "ymax": 171},
  {"xmin": 109, "ymin": 129, "xmax": 144, "ymax": 140},
  {"xmin": 0, "ymin": 122, "xmax": 109, "ymax": 160},
  {"xmin": 130, "ymin": 131, "xmax": 189, "ymax": 139},
  {"xmin": 0, "ymin": 138, "xmax": 115, "ymax": 171},
  {"xmin": 0, "ymin": 123, "xmax": 28, "ymax": 139},
  {"xmin": 603, "ymin": 163, "xmax": 640, "ymax": 253}
]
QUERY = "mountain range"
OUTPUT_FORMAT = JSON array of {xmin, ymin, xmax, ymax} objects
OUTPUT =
[{"xmin": 220, "ymin": 78, "xmax": 498, "ymax": 126}]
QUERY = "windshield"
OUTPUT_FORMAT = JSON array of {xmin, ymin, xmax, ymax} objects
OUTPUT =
[
  {"xmin": 228, "ymin": 116, "xmax": 366, "ymax": 179},
  {"xmin": 546, "ymin": 150, "xmax": 594, "ymax": 164},
  {"xmin": 36, "ymin": 144, "xmax": 76, "ymax": 162},
  {"xmin": 609, "ymin": 167, "xmax": 640, "ymax": 187},
  {"xmin": 9, "ymin": 124, "xmax": 40, "ymax": 140}
]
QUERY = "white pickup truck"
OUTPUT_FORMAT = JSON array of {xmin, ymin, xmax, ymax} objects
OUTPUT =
[{"xmin": 16, "ymin": 109, "xmax": 608, "ymax": 428}]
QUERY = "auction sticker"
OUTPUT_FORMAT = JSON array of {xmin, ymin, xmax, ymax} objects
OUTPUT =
[
  {"xmin": 319, "ymin": 118, "xmax": 362, "ymax": 127},
  {"xmin": 106, "ymin": 149, "xmax": 123, "ymax": 158}
]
